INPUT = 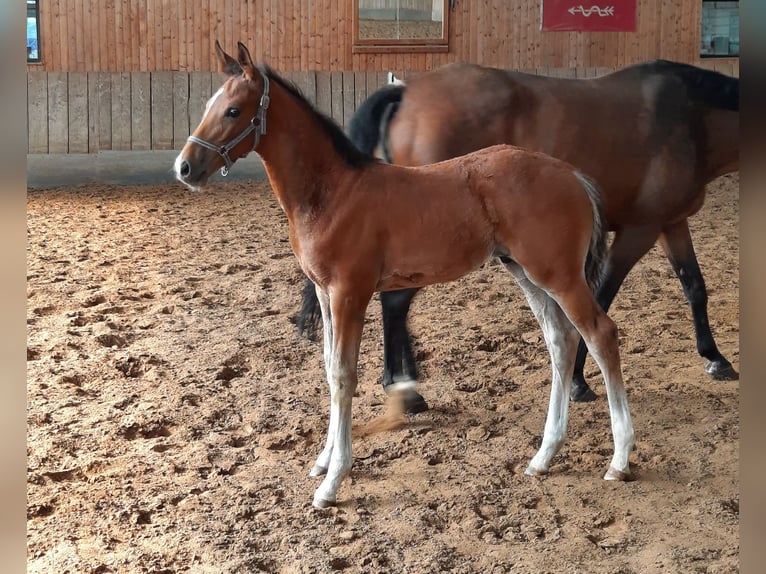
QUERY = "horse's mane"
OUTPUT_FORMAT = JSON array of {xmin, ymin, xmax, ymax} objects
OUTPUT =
[
  {"xmin": 642, "ymin": 59, "xmax": 739, "ymax": 112},
  {"xmin": 262, "ymin": 65, "xmax": 378, "ymax": 169}
]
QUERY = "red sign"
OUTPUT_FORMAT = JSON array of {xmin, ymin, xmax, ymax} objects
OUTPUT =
[{"xmin": 541, "ymin": 0, "xmax": 637, "ymax": 31}]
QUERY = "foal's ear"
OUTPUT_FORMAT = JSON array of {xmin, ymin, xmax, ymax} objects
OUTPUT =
[
  {"xmin": 236, "ymin": 42, "xmax": 257, "ymax": 80},
  {"xmin": 215, "ymin": 40, "xmax": 241, "ymax": 76}
]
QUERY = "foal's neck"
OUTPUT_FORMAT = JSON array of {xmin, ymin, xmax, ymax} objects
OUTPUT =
[{"xmin": 255, "ymin": 80, "xmax": 357, "ymax": 218}]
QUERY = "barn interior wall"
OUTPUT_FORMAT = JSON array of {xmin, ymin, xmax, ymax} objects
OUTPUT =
[{"xmin": 26, "ymin": 1, "xmax": 739, "ymax": 154}]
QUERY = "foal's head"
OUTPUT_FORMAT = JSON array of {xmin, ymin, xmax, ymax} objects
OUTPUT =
[{"xmin": 174, "ymin": 41, "xmax": 269, "ymax": 190}]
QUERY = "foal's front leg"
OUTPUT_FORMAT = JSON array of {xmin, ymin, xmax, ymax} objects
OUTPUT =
[
  {"xmin": 311, "ymin": 288, "xmax": 368, "ymax": 508},
  {"xmin": 310, "ymin": 286, "xmax": 336, "ymax": 478}
]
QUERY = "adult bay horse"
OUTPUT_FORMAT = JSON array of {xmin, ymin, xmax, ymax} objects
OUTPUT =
[
  {"xmin": 297, "ymin": 60, "xmax": 739, "ymax": 408},
  {"xmin": 174, "ymin": 42, "xmax": 635, "ymax": 508}
]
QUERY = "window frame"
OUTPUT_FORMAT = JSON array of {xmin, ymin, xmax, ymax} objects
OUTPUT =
[
  {"xmin": 700, "ymin": 0, "xmax": 739, "ymax": 59},
  {"xmin": 27, "ymin": 0, "xmax": 41, "ymax": 64},
  {"xmin": 352, "ymin": 0, "xmax": 450, "ymax": 54}
]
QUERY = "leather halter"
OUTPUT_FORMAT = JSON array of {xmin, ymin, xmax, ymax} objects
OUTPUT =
[{"xmin": 186, "ymin": 67, "xmax": 270, "ymax": 176}]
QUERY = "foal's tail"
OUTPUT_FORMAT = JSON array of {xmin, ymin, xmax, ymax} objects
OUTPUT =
[
  {"xmin": 573, "ymin": 171, "xmax": 608, "ymax": 292},
  {"xmin": 296, "ymin": 83, "xmax": 406, "ymax": 340}
]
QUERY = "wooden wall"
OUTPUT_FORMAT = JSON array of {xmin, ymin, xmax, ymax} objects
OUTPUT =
[
  {"xmin": 29, "ymin": 0, "xmax": 731, "ymax": 73},
  {"xmin": 27, "ymin": 1, "xmax": 739, "ymax": 154},
  {"xmin": 26, "ymin": 60, "xmax": 739, "ymax": 155}
]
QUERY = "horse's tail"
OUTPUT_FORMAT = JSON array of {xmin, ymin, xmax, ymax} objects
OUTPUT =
[
  {"xmin": 573, "ymin": 171, "xmax": 608, "ymax": 292},
  {"xmin": 653, "ymin": 59, "xmax": 739, "ymax": 111},
  {"xmin": 347, "ymin": 83, "xmax": 405, "ymax": 159},
  {"xmin": 296, "ymin": 84, "xmax": 406, "ymax": 341}
]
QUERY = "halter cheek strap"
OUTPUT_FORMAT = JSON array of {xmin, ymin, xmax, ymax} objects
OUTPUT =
[{"xmin": 186, "ymin": 67, "xmax": 271, "ymax": 176}]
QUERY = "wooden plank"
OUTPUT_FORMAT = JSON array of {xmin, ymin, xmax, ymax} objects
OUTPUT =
[
  {"xmin": 342, "ymin": 71, "xmax": 356, "ymax": 129},
  {"xmin": 353, "ymin": 71, "xmax": 368, "ymax": 110},
  {"xmin": 330, "ymin": 71, "xmax": 344, "ymax": 126},
  {"xmin": 315, "ymin": 71, "xmax": 332, "ymax": 118},
  {"xmin": 27, "ymin": 72, "xmax": 49, "ymax": 153},
  {"xmin": 111, "ymin": 73, "xmax": 132, "ymax": 150},
  {"xmin": 99, "ymin": 0, "xmax": 111, "ymax": 71},
  {"xmin": 96, "ymin": 72, "xmax": 112, "ymax": 151},
  {"xmin": 172, "ymin": 72, "xmax": 190, "ymax": 148},
  {"xmin": 113, "ymin": 0, "xmax": 123, "ymax": 71},
  {"xmin": 138, "ymin": 0, "xmax": 148, "ymax": 70},
  {"xmin": 39, "ymin": 0, "xmax": 55, "ymax": 70},
  {"xmin": 67, "ymin": 72, "xmax": 89, "ymax": 153},
  {"xmin": 130, "ymin": 72, "xmax": 151, "ymax": 149},
  {"xmin": 47, "ymin": 73, "xmax": 69, "ymax": 153},
  {"xmin": 295, "ymin": 71, "xmax": 317, "ymax": 107},
  {"xmin": 57, "ymin": 0, "xmax": 69, "ymax": 70},
  {"xmin": 189, "ymin": 72, "xmax": 213, "ymax": 132},
  {"xmin": 151, "ymin": 72, "xmax": 174, "ymax": 150},
  {"xmin": 145, "ymin": 0, "xmax": 156, "ymax": 70},
  {"xmin": 80, "ymin": 0, "xmax": 92, "ymax": 70},
  {"xmin": 169, "ymin": 0, "xmax": 179, "ymax": 70},
  {"xmin": 162, "ymin": 0, "xmax": 172, "ymax": 70},
  {"xmin": 87, "ymin": 72, "xmax": 100, "ymax": 152}
]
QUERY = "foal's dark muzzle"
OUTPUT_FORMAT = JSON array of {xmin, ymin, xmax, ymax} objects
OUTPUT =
[
  {"xmin": 173, "ymin": 148, "xmax": 216, "ymax": 190},
  {"xmin": 178, "ymin": 159, "xmax": 191, "ymax": 180}
]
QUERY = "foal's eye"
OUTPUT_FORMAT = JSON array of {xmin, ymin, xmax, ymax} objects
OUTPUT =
[{"xmin": 225, "ymin": 107, "xmax": 240, "ymax": 118}]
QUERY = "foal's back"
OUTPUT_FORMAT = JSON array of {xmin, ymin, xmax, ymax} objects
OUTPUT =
[{"xmin": 335, "ymin": 144, "xmax": 596, "ymax": 292}]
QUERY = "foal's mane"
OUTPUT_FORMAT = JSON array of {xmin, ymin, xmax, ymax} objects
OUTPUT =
[{"xmin": 261, "ymin": 66, "xmax": 377, "ymax": 169}]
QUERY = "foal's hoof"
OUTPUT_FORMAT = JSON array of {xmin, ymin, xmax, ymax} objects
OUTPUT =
[
  {"xmin": 524, "ymin": 465, "xmax": 549, "ymax": 477},
  {"xmin": 705, "ymin": 359, "xmax": 738, "ymax": 381},
  {"xmin": 570, "ymin": 385, "xmax": 598, "ymax": 403},
  {"xmin": 312, "ymin": 495, "xmax": 336, "ymax": 509},
  {"xmin": 309, "ymin": 464, "xmax": 327, "ymax": 477},
  {"xmin": 604, "ymin": 466, "xmax": 633, "ymax": 481}
]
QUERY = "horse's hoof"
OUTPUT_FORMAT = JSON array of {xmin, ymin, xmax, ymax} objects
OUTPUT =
[
  {"xmin": 312, "ymin": 495, "xmax": 336, "ymax": 509},
  {"xmin": 385, "ymin": 381, "xmax": 429, "ymax": 414},
  {"xmin": 570, "ymin": 385, "xmax": 598, "ymax": 403},
  {"xmin": 705, "ymin": 360, "xmax": 738, "ymax": 381},
  {"xmin": 309, "ymin": 464, "xmax": 327, "ymax": 477},
  {"xmin": 524, "ymin": 465, "xmax": 549, "ymax": 477},
  {"xmin": 402, "ymin": 390, "xmax": 429, "ymax": 414},
  {"xmin": 604, "ymin": 466, "xmax": 633, "ymax": 481}
]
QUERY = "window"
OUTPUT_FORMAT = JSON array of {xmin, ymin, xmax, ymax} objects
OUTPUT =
[
  {"xmin": 701, "ymin": 1, "xmax": 739, "ymax": 58},
  {"xmin": 27, "ymin": 0, "xmax": 40, "ymax": 63},
  {"xmin": 353, "ymin": 0, "xmax": 450, "ymax": 53}
]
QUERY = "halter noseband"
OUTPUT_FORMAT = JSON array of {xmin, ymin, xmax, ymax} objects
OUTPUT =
[{"xmin": 186, "ymin": 67, "xmax": 271, "ymax": 176}]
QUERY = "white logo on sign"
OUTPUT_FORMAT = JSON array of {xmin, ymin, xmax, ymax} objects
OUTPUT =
[{"xmin": 568, "ymin": 5, "xmax": 615, "ymax": 17}]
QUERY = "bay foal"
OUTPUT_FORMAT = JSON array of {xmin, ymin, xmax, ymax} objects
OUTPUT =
[{"xmin": 175, "ymin": 42, "xmax": 634, "ymax": 508}]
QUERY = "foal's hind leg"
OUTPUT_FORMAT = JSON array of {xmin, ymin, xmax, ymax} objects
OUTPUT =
[
  {"xmin": 380, "ymin": 288, "xmax": 428, "ymax": 413},
  {"xmin": 557, "ymin": 283, "xmax": 634, "ymax": 479},
  {"xmin": 659, "ymin": 220, "xmax": 737, "ymax": 380},
  {"xmin": 572, "ymin": 225, "xmax": 660, "ymax": 402},
  {"xmin": 505, "ymin": 264, "xmax": 580, "ymax": 475}
]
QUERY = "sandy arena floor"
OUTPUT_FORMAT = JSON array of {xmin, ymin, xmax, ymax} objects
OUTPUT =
[{"xmin": 27, "ymin": 173, "xmax": 739, "ymax": 573}]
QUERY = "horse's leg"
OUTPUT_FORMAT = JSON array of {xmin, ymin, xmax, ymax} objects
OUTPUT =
[
  {"xmin": 557, "ymin": 283, "xmax": 634, "ymax": 480},
  {"xmin": 380, "ymin": 288, "xmax": 428, "ymax": 413},
  {"xmin": 571, "ymin": 225, "xmax": 660, "ymax": 402},
  {"xmin": 312, "ymin": 286, "xmax": 369, "ymax": 508},
  {"xmin": 505, "ymin": 264, "xmax": 580, "ymax": 475},
  {"xmin": 658, "ymin": 220, "xmax": 738, "ymax": 380},
  {"xmin": 309, "ymin": 285, "xmax": 336, "ymax": 477},
  {"xmin": 296, "ymin": 277, "xmax": 322, "ymax": 341}
]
